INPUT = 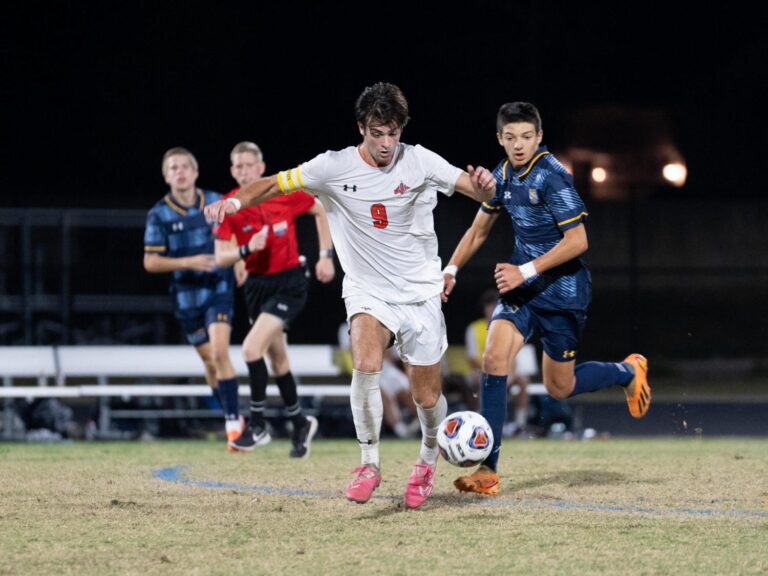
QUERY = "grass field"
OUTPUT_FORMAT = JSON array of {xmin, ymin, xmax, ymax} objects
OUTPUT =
[{"xmin": 1, "ymin": 438, "xmax": 766, "ymax": 575}]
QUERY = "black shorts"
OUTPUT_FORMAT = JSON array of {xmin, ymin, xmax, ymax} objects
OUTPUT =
[{"xmin": 244, "ymin": 266, "xmax": 307, "ymax": 330}]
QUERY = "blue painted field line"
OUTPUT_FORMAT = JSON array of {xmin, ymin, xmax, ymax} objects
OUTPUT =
[{"xmin": 153, "ymin": 465, "xmax": 768, "ymax": 519}]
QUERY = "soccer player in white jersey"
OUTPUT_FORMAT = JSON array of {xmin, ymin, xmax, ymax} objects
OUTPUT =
[{"xmin": 206, "ymin": 82, "xmax": 495, "ymax": 509}]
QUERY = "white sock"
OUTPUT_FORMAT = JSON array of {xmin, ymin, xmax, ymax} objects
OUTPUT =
[
  {"xmin": 515, "ymin": 407, "xmax": 528, "ymax": 428},
  {"xmin": 417, "ymin": 394, "xmax": 447, "ymax": 466},
  {"xmin": 350, "ymin": 370, "xmax": 383, "ymax": 467},
  {"xmin": 225, "ymin": 419, "xmax": 242, "ymax": 433}
]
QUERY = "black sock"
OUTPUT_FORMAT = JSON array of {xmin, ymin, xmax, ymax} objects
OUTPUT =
[
  {"xmin": 276, "ymin": 372, "xmax": 306, "ymax": 429},
  {"xmin": 247, "ymin": 358, "xmax": 269, "ymax": 430}
]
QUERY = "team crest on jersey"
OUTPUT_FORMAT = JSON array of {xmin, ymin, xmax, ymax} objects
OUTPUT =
[
  {"xmin": 529, "ymin": 188, "xmax": 540, "ymax": 204},
  {"xmin": 393, "ymin": 181, "xmax": 410, "ymax": 195},
  {"xmin": 272, "ymin": 220, "xmax": 288, "ymax": 237},
  {"xmin": 242, "ymin": 225, "xmax": 253, "ymax": 232}
]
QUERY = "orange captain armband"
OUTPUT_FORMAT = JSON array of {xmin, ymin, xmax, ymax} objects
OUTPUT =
[{"xmin": 276, "ymin": 167, "xmax": 304, "ymax": 195}]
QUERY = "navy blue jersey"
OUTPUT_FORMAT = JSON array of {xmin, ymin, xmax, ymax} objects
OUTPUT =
[
  {"xmin": 482, "ymin": 147, "xmax": 590, "ymax": 311},
  {"xmin": 144, "ymin": 189, "xmax": 234, "ymax": 319}
]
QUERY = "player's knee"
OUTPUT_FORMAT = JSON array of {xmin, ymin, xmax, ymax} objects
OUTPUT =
[
  {"xmin": 353, "ymin": 358, "xmax": 383, "ymax": 374},
  {"xmin": 412, "ymin": 391, "xmax": 438, "ymax": 409},
  {"xmin": 482, "ymin": 348, "xmax": 508, "ymax": 374},
  {"xmin": 545, "ymin": 377, "xmax": 574, "ymax": 400},
  {"xmin": 208, "ymin": 347, "xmax": 228, "ymax": 370}
]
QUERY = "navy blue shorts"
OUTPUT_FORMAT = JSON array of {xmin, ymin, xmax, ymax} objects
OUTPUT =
[
  {"xmin": 491, "ymin": 300, "xmax": 586, "ymax": 362},
  {"xmin": 178, "ymin": 297, "xmax": 233, "ymax": 347}
]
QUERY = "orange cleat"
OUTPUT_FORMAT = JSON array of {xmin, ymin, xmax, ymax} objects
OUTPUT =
[
  {"xmin": 226, "ymin": 415, "xmax": 246, "ymax": 453},
  {"xmin": 623, "ymin": 353, "xmax": 651, "ymax": 418},
  {"xmin": 454, "ymin": 465, "xmax": 500, "ymax": 496}
]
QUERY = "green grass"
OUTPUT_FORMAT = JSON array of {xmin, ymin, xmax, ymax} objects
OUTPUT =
[{"xmin": 1, "ymin": 438, "xmax": 766, "ymax": 575}]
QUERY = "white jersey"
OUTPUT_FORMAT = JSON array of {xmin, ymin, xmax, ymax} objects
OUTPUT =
[{"xmin": 276, "ymin": 143, "xmax": 462, "ymax": 304}]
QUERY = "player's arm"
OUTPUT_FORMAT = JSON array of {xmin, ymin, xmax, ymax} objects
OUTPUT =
[
  {"xmin": 214, "ymin": 230, "xmax": 268, "ymax": 269},
  {"xmin": 307, "ymin": 198, "xmax": 335, "ymax": 283},
  {"xmin": 205, "ymin": 175, "xmax": 283, "ymax": 223},
  {"xmin": 441, "ymin": 209, "xmax": 499, "ymax": 302},
  {"xmin": 494, "ymin": 223, "xmax": 588, "ymax": 294},
  {"xmin": 453, "ymin": 166, "xmax": 496, "ymax": 202},
  {"xmin": 143, "ymin": 253, "xmax": 215, "ymax": 273},
  {"xmin": 214, "ymin": 238, "xmax": 241, "ymax": 269}
]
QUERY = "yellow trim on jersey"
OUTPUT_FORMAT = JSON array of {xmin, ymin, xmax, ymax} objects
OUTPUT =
[
  {"xmin": 277, "ymin": 167, "xmax": 303, "ymax": 194},
  {"xmin": 502, "ymin": 160, "xmax": 509, "ymax": 180},
  {"xmin": 557, "ymin": 211, "xmax": 589, "ymax": 228},
  {"xmin": 481, "ymin": 201, "xmax": 502, "ymax": 212},
  {"xmin": 144, "ymin": 245, "xmax": 166, "ymax": 252},
  {"xmin": 162, "ymin": 195, "xmax": 187, "ymax": 216},
  {"xmin": 517, "ymin": 151, "xmax": 551, "ymax": 179}
]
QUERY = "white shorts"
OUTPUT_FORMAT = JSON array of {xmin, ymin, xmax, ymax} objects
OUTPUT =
[{"xmin": 344, "ymin": 293, "xmax": 447, "ymax": 366}]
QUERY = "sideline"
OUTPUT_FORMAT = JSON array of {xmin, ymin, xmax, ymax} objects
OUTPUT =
[{"xmin": 153, "ymin": 465, "xmax": 768, "ymax": 519}]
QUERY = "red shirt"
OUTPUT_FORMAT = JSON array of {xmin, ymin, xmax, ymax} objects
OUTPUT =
[{"xmin": 216, "ymin": 189, "xmax": 316, "ymax": 275}]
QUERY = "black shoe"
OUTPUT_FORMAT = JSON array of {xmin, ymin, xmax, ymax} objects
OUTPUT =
[
  {"xmin": 289, "ymin": 416, "xmax": 318, "ymax": 458},
  {"xmin": 229, "ymin": 425, "xmax": 272, "ymax": 452}
]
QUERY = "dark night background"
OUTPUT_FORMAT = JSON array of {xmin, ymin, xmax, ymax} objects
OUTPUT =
[
  {"xmin": 2, "ymin": 2, "xmax": 767, "ymax": 370},
  {"xmin": 4, "ymin": 2, "xmax": 766, "ymax": 206}
]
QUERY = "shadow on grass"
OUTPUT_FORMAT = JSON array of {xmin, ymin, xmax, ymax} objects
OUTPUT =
[{"xmin": 511, "ymin": 469, "xmax": 628, "ymax": 490}]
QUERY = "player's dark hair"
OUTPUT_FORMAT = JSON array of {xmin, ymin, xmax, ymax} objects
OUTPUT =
[
  {"xmin": 355, "ymin": 82, "xmax": 410, "ymax": 130},
  {"xmin": 496, "ymin": 102, "xmax": 542, "ymax": 133}
]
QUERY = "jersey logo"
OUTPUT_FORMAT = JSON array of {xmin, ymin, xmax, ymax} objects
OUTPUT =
[
  {"xmin": 272, "ymin": 221, "xmax": 288, "ymax": 237},
  {"xmin": 562, "ymin": 350, "xmax": 576, "ymax": 359},
  {"xmin": 503, "ymin": 191, "xmax": 512, "ymax": 200},
  {"xmin": 529, "ymin": 188, "xmax": 540, "ymax": 204},
  {"xmin": 172, "ymin": 222, "xmax": 185, "ymax": 231},
  {"xmin": 343, "ymin": 184, "xmax": 357, "ymax": 192},
  {"xmin": 393, "ymin": 181, "xmax": 410, "ymax": 195}
]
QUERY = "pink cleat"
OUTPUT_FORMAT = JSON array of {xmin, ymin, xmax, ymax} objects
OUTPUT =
[
  {"xmin": 345, "ymin": 465, "xmax": 382, "ymax": 504},
  {"xmin": 404, "ymin": 462, "xmax": 436, "ymax": 509}
]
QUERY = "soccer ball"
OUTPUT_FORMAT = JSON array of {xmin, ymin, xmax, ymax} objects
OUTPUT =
[{"xmin": 437, "ymin": 411, "xmax": 494, "ymax": 467}]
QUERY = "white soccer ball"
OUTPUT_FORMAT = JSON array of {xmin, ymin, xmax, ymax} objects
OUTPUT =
[{"xmin": 437, "ymin": 410, "xmax": 494, "ymax": 468}]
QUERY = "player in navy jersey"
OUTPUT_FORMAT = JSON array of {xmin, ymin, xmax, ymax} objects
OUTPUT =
[
  {"xmin": 442, "ymin": 103, "xmax": 651, "ymax": 495},
  {"xmin": 144, "ymin": 147, "xmax": 243, "ymax": 451}
]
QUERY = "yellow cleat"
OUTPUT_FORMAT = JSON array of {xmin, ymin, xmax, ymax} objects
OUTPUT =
[
  {"xmin": 454, "ymin": 465, "xmax": 500, "ymax": 496},
  {"xmin": 623, "ymin": 353, "xmax": 651, "ymax": 418}
]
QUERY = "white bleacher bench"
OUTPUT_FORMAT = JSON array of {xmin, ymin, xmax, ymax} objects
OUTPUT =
[
  {"xmin": 1, "ymin": 345, "xmax": 546, "ymax": 438},
  {"xmin": 0, "ymin": 345, "xmax": 348, "ymax": 437}
]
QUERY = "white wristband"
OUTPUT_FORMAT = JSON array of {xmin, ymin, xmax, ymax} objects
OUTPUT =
[
  {"xmin": 443, "ymin": 264, "xmax": 458, "ymax": 277},
  {"xmin": 519, "ymin": 261, "xmax": 538, "ymax": 281},
  {"xmin": 226, "ymin": 197, "xmax": 242, "ymax": 211}
]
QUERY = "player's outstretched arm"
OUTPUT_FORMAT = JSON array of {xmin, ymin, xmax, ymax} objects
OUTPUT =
[
  {"xmin": 204, "ymin": 175, "xmax": 283, "ymax": 223},
  {"xmin": 441, "ymin": 210, "xmax": 498, "ymax": 302},
  {"xmin": 454, "ymin": 165, "xmax": 496, "ymax": 202}
]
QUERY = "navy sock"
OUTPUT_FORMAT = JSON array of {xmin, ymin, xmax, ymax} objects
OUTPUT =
[
  {"xmin": 209, "ymin": 386, "xmax": 222, "ymax": 409},
  {"xmin": 480, "ymin": 373, "xmax": 507, "ymax": 472},
  {"xmin": 247, "ymin": 359, "xmax": 269, "ymax": 429},
  {"xmin": 570, "ymin": 361, "xmax": 634, "ymax": 397},
  {"xmin": 217, "ymin": 377, "xmax": 240, "ymax": 420}
]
